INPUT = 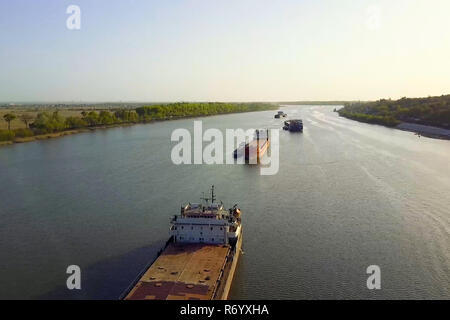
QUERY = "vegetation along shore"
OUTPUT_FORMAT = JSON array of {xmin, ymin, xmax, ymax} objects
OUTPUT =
[
  {"xmin": 337, "ymin": 95, "xmax": 450, "ymax": 139},
  {"xmin": 0, "ymin": 102, "xmax": 277, "ymax": 147}
]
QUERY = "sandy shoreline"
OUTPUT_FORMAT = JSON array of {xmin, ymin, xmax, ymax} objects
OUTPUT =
[
  {"xmin": 396, "ymin": 122, "xmax": 450, "ymax": 140},
  {"xmin": 338, "ymin": 112, "xmax": 450, "ymax": 141}
]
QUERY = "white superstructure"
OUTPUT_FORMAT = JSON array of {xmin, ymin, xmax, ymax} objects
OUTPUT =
[{"xmin": 170, "ymin": 186, "xmax": 242, "ymax": 245}]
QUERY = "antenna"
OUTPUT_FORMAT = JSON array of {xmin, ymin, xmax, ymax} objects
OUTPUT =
[
  {"xmin": 200, "ymin": 191, "xmax": 209, "ymax": 204},
  {"xmin": 200, "ymin": 185, "xmax": 216, "ymax": 204}
]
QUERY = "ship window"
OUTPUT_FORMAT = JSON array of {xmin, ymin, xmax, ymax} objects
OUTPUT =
[
  {"xmin": 212, "ymin": 238, "xmax": 214, "ymax": 242},
  {"xmin": 181, "ymin": 226, "xmax": 184, "ymax": 229},
  {"xmin": 191, "ymin": 227, "xmax": 193, "ymax": 230},
  {"xmin": 220, "ymin": 227, "xmax": 223, "ymax": 230},
  {"xmin": 210, "ymin": 227, "xmax": 213, "ymax": 230},
  {"xmin": 200, "ymin": 232, "xmax": 203, "ymax": 235}
]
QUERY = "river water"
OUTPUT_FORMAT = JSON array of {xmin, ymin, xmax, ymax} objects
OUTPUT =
[{"xmin": 0, "ymin": 105, "xmax": 449, "ymax": 299}]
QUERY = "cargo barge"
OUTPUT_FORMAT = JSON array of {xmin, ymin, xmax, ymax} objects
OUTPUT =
[
  {"xmin": 274, "ymin": 111, "xmax": 287, "ymax": 118},
  {"xmin": 123, "ymin": 186, "xmax": 242, "ymax": 300},
  {"xmin": 233, "ymin": 129, "xmax": 270, "ymax": 163},
  {"xmin": 283, "ymin": 119, "xmax": 303, "ymax": 132}
]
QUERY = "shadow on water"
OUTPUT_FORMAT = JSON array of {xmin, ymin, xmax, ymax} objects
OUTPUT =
[{"xmin": 38, "ymin": 240, "xmax": 165, "ymax": 300}]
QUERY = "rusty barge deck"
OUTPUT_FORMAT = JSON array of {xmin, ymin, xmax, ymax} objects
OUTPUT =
[{"xmin": 124, "ymin": 239, "xmax": 241, "ymax": 300}]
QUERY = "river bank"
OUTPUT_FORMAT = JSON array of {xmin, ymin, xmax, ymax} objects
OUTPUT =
[
  {"xmin": 396, "ymin": 122, "xmax": 450, "ymax": 140},
  {"xmin": 0, "ymin": 123, "xmax": 135, "ymax": 148},
  {"xmin": 336, "ymin": 95, "xmax": 450, "ymax": 139},
  {"xmin": 0, "ymin": 106, "xmax": 278, "ymax": 148},
  {"xmin": 337, "ymin": 112, "xmax": 450, "ymax": 140},
  {"xmin": 0, "ymin": 102, "xmax": 278, "ymax": 148}
]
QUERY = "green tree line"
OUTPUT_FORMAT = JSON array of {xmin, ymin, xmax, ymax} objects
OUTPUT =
[
  {"xmin": 337, "ymin": 95, "xmax": 450, "ymax": 128},
  {"xmin": 135, "ymin": 102, "xmax": 276, "ymax": 120},
  {"xmin": 0, "ymin": 103, "xmax": 277, "ymax": 142}
]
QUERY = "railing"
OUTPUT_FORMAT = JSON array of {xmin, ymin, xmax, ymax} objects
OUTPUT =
[{"xmin": 211, "ymin": 246, "xmax": 231, "ymax": 299}]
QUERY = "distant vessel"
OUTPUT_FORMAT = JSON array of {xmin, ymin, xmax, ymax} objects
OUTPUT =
[
  {"xmin": 233, "ymin": 141, "xmax": 247, "ymax": 158},
  {"xmin": 283, "ymin": 119, "xmax": 303, "ymax": 132},
  {"xmin": 233, "ymin": 129, "xmax": 270, "ymax": 163},
  {"xmin": 274, "ymin": 111, "xmax": 287, "ymax": 118},
  {"xmin": 123, "ymin": 186, "xmax": 242, "ymax": 300}
]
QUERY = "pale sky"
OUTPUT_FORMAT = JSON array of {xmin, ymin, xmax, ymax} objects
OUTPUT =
[{"xmin": 0, "ymin": 0, "xmax": 449, "ymax": 102}]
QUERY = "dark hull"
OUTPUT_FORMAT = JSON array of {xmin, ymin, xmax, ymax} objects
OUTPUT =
[{"xmin": 284, "ymin": 120, "xmax": 303, "ymax": 132}]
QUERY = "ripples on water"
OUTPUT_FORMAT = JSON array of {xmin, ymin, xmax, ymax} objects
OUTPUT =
[{"xmin": 0, "ymin": 106, "xmax": 449, "ymax": 299}]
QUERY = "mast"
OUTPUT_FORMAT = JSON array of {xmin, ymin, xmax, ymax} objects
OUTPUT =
[
  {"xmin": 211, "ymin": 185, "xmax": 216, "ymax": 203},
  {"xmin": 201, "ymin": 186, "xmax": 216, "ymax": 204},
  {"xmin": 256, "ymin": 130, "xmax": 260, "ymax": 163}
]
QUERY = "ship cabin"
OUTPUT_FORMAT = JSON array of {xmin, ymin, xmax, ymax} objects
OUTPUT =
[{"xmin": 170, "ymin": 201, "xmax": 241, "ymax": 246}]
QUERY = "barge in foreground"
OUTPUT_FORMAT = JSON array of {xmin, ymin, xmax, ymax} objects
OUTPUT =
[{"xmin": 123, "ymin": 186, "xmax": 242, "ymax": 300}]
